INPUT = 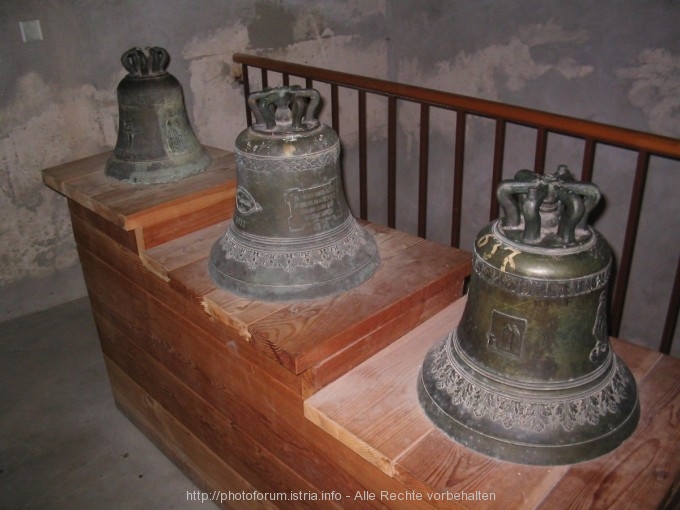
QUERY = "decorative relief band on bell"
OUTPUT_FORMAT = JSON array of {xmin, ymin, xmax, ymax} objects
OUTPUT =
[
  {"xmin": 218, "ymin": 219, "xmax": 367, "ymax": 272},
  {"xmin": 235, "ymin": 187, "xmax": 263, "ymax": 215},
  {"xmin": 472, "ymin": 255, "xmax": 611, "ymax": 298},
  {"xmin": 427, "ymin": 332, "xmax": 631, "ymax": 433},
  {"xmin": 418, "ymin": 166, "xmax": 638, "ymax": 464},
  {"xmin": 234, "ymin": 143, "xmax": 340, "ymax": 173}
]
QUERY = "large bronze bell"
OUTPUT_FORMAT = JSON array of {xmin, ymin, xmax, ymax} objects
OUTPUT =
[
  {"xmin": 418, "ymin": 166, "xmax": 639, "ymax": 465},
  {"xmin": 208, "ymin": 86, "xmax": 380, "ymax": 301},
  {"xmin": 106, "ymin": 47, "xmax": 211, "ymax": 184}
]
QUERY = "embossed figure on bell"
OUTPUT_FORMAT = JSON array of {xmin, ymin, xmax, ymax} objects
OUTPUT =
[
  {"xmin": 208, "ymin": 86, "xmax": 380, "ymax": 301},
  {"xmin": 418, "ymin": 166, "xmax": 639, "ymax": 465},
  {"xmin": 105, "ymin": 47, "xmax": 211, "ymax": 184}
]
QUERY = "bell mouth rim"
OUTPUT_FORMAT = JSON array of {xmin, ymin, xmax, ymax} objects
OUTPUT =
[
  {"xmin": 105, "ymin": 147, "xmax": 211, "ymax": 185},
  {"xmin": 417, "ymin": 333, "xmax": 640, "ymax": 465},
  {"xmin": 208, "ymin": 247, "xmax": 380, "ymax": 299},
  {"xmin": 417, "ymin": 368, "xmax": 640, "ymax": 465}
]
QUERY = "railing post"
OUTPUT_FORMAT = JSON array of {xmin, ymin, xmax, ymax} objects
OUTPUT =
[
  {"xmin": 418, "ymin": 104, "xmax": 430, "ymax": 238},
  {"xmin": 451, "ymin": 111, "xmax": 466, "ymax": 248},
  {"xmin": 490, "ymin": 119, "xmax": 506, "ymax": 221},
  {"xmin": 610, "ymin": 150, "xmax": 649, "ymax": 337},
  {"xmin": 387, "ymin": 97, "xmax": 397, "ymax": 229},
  {"xmin": 358, "ymin": 90, "xmax": 368, "ymax": 220}
]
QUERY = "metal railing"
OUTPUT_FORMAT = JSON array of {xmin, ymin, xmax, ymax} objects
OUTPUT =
[{"xmin": 233, "ymin": 53, "xmax": 680, "ymax": 354}]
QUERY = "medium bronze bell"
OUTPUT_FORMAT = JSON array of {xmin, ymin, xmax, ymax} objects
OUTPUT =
[
  {"xmin": 106, "ymin": 46, "xmax": 211, "ymax": 184},
  {"xmin": 418, "ymin": 166, "xmax": 639, "ymax": 465},
  {"xmin": 208, "ymin": 86, "xmax": 380, "ymax": 301}
]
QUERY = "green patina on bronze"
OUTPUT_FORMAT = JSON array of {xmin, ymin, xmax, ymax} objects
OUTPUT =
[
  {"xmin": 418, "ymin": 166, "xmax": 639, "ymax": 465},
  {"xmin": 209, "ymin": 86, "xmax": 380, "ymax": 301},
  {"xmin": 106, "ymin": 47, "xmax": 211, "ymax": 184}
]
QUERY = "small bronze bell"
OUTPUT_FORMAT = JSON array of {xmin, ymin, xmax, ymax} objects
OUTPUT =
[
  {"xmin": 106, "ymin": 46, "xmax": 211, "ymax": 184},
  {"xmin": 418, "ymin": 166, "xmax": 639, "ymax": 465},
  {"xmin": 208, "ymin": 86, "xmax": 380, "ymax": 301}
]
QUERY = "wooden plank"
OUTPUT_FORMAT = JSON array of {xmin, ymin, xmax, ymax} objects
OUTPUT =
[
  {"xmin": 140, "ymin": 207, "xmax": 470, "ymax": 381},
  {"xmin": 72, "ymin": 217, "xmax": 304, "ymax": 395},
  {"xmin": 41, "ymin": 151, "xmax": 111, "ymax": 193},
  {"xmin": 305, "ymin": 294, "xmax": 679, "ymax": 509},
  {"xmin": 83, "ymin": 260, "xmax": 434, "ymax": 508},
  {"xmin": 140, "ymin": 189, "xmax": 235, "ymax": 249},
  {"xmin": 78, "ymin": 242, "xmax": 440, "ymax": 509},
  {"xmin": 44, "ymin": 147, "xmax": 235, "ymax": 230},
  {"xmin": 142, "ymin": 220, "xmax": 228, "ymax": 280},
  {"xmin": 194, "ymin": 223, "xmax": 470, "ymax": 375},
  {"xmin": 396, "ymin": 426, "xmax": 568, "ymax": 510},
  {"xmin": 245, "ymin": 235, "xmax": 470, "ymax": 374},
  {"xmin": 197, "ymin": 224, "xmax": 420, "ymax": 337},
  {"xmin": 608, "ymin": 337, "xmax": 662, "ymax": 381},
  {"xmin": 105, "ymin": 358, "xmax": 278, "ymax": 510},
  {"xmin": 69, "ymin": 200, "xmax": 140, "ymax": 254},
  {"xmin": 61, "ymin": 171, "xmax": 132, "ymax": 226},
  {"xmin": 96, "ymin": 149, "xmax": 236, "ymax": 229},
  {"xmin": 536, "ymin": 354, "xmax": 680, "ymax": 510},
  {"xmin": 300, "ymin": 282, "xmax": 461, "ymax": 397},
  {"xmin": 144, "ymin": 221, "xmax": 228, "ymax": 275},
  {"xmin": 304, "ymin": 299, "xmax": 466, "ymax": 476},
  {"xmin": 66, "ymin": 178, "xmax": 481, "ymax": 509},
  {"xmin": 98, "ymin": 318, "xmax": 324, "ymax": 510},
  {"xmin": 167, "ymin": 258, "xmax": 220, "ymax": 307}
]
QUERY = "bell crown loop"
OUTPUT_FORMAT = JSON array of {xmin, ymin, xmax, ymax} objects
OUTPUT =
[
  {"xmin": 121, "ymin": 47, "xmax": 170, "ymax": 78},
  {"xmin": 497, "ymin": 165, "xmax": 601, "ymax": 248},
  {"xmin": 248, "ymin": 86, "xmax": 321, "ymax": 133}
]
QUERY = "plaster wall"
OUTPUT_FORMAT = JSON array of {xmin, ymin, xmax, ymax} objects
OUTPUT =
[
  {"xmin": 0, "ymin": 0, "xmax": 389, "ymax": 320},
  {"xmin": 1, "ymin": 1, "xmax": 678, "ymax": 352}
]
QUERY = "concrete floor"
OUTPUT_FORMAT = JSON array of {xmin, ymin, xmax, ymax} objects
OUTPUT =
[{"xmin": 0, "ymin": 296, "xmax": 217, "ymax": 509}]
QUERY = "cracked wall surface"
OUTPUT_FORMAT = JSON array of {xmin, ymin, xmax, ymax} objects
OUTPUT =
[
  {"xmin": 1, "ymin": 0, "xmax": 678, "ymax": 352},
  {"xmin": 0, "ymin": 0, "xmax": 388, "ymax": 320}
]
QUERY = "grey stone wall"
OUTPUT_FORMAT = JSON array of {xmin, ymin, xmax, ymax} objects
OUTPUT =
[{"xmin": 1, "ymin": 0, "xmax": 678, "ymax": 352}]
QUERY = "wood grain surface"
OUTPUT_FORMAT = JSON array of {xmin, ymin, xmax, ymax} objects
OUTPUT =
[{"xmin": 305, "ymin": 297, "xmax": 680, "ymax": 509}]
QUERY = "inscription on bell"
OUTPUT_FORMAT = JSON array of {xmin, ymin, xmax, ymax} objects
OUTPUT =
[
  {"xmin": 487, "ymin": 310, "xmax": 526, "ymax": 359},
  {"xmin": 285, "ymin": 178, "xmax": 342, "ymax": 231}
]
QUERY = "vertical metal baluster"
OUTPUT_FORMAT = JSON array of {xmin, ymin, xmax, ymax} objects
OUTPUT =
[
  {"xmin": 489, "ymin": 119, "xmax": 506, "ymax": 221},
  {"xmin": 358, "ymin": 90, "xmax": 368, "ymax": 220},
  {"xmin": 331, "ymin": 84, "xmax": 339, "ymax": 135},
  {"xmin": 581, "ymin": 138, "xmax": 596, "ymax": 182},
  {"xmin": 418, "ymin": 103, "xmax": 430, "ymax": 238},
  {"xmin": 610, "ymin": 150, "xmax": 649, "ymax": 337},
  {"xmin": 534, "ymin": 127, "xmax": 548, "ymax": 174},
  {"xmin": 242, "ymin": 64, "xmax": 252, "ymax": 126},
  {"xmin": 451, "ymin": 111, "xmax": 466, "ymax": 248},
  {"xmin": 387, "ymin": 96, "xmax": 397, "ymax": 229}
]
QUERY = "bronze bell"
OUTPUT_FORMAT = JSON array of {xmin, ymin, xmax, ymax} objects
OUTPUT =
[
  {"xmin": 418, "ymin": 166, "xmax": 639, "ymax": 465},
  {"xmin": 106, "ymin": 46, "xmax": 211, "ymax": 184},
  {"xmin": 208, "ymin": 86, "xmax": 380, "ymax": 301}
]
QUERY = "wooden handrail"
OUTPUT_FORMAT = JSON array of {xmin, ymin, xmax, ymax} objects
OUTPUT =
[
  {"xmin": 232, "ymin": 53, "xmax": 680, "ymax": 354},
  {"xmin": 233, "ymin": 53, "xmax": 680, "ymax": 159}
]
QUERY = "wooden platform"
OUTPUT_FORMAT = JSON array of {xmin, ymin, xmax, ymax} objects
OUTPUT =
[
  {"xmin": 43, "ymin": 148, "xmax": 680, "ymax": 508},
  {"xmin": 42, "ymin": 148, "xmax": 474, "ymax": 508},
  {"xmin": 305, "ymin": 297, "xmax": 680, "ymax": 509}
]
